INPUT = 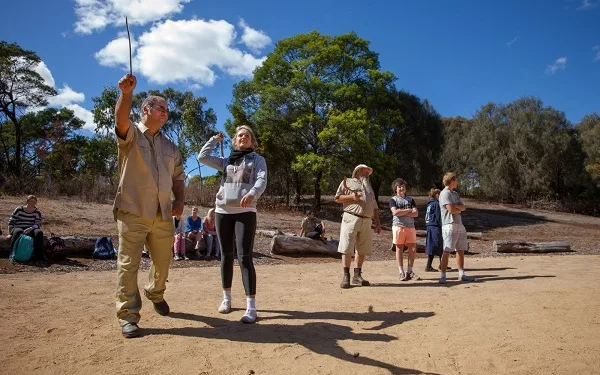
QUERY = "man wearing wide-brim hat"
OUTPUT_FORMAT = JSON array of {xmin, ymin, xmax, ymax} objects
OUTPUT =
[{"xmin": 334, "ymin": 164, "xmax": 381, "ymax": 288}]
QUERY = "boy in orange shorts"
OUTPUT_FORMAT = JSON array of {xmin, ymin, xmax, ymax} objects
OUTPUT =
[{"xmin": 389, "ymin": 178, "xmax": 419, "ymax": 281}]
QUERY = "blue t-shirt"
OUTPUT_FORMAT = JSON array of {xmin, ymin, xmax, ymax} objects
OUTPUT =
[
  {"xmin": 185, "ymin": 216, "xmax": 203, "ymax": 233},
  {"xmin": 389, "ymin": 196, "xmax": 416, "ymax": 228}
]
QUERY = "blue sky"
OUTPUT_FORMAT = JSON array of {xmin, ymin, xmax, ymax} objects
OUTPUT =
[{"xmin": 3, "ymin": 0, "xmax": 599, "ymax": 177}]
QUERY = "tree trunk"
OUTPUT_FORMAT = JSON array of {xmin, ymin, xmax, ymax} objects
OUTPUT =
[
  {"xmin": 293, "ymin": 171, "xmax": 301, "ymax": 204},
  {"xmin": 314, "ymin": 170, "xmax": 322, "ymax": 210},
  {"xmin": 14, "ymin": 120, "xmax": 22, "ymax": 178}
]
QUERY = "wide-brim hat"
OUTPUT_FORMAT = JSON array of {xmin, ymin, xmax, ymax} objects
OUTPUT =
[{"xmin": 352, "ymin": 164, "xmax": 373, "ymax": 178}]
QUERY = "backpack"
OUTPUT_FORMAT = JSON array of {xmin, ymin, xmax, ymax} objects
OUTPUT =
[
  {"xmin": 93, "ymin": 236, "xmax": 116, "ymax": 260},
  {"xmin": 10, "ymin": 234, "xmax": 34, "ymax": 263},
  {"xmin": 45, "ymin": 235, "xmax": 67, "ymax": 261}
]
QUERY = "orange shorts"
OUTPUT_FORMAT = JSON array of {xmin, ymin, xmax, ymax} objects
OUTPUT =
[{"xmin": 392, "ymin": 226, "xmax": 417, "ymax": 245}]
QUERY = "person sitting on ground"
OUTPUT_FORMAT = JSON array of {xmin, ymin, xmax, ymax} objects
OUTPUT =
[
  {"xmin": 299, "ymin": 210, "xmax": 326, "ymax": 240},
  {"xmin": 185, "ymin": 206, "xmax": 203, "ymax": 251},
  {"xmin": 173, "ymin": 214, "xmax": 188, "ymax": 261},
  {"xmin": 202, "ymin": 208, "xmax": 220, "ymax": 259},
  {"xmin": 6, "ymin": 195, "xmax": 44, "ymax": 261}
]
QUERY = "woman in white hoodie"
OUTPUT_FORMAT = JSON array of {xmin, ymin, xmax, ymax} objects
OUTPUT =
[{"xmin": 198, "ymin": 125, "xmax": 267, "ymax": 324}]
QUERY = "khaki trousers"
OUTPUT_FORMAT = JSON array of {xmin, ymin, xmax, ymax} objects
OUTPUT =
[{"xmin": 115, "ymin": 209, "xmax": 174, "ymax": 326}]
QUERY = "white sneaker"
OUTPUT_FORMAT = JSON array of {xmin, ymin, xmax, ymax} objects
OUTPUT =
[
  {"xmin": 174, "ymin": 255, "xmax": 181, "ymax": 261},
  {"xmin": 241, "ymin": 308, "xmax": 257, "ymax": 324},
  {"xmin": 218, "ymin": 299, "xmax": 231, "ymax": 314}
]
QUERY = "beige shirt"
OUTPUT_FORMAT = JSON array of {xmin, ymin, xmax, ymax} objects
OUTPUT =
[
  {"xmin": 113, "ymin": 122, "xmax": 184, "ymax": 221},
  {"xmin": 335, "ymin": 177, "xmax": 376, "ymax": 218}
]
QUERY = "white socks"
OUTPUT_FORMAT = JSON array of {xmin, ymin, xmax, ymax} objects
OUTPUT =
[
  {"xmin": 241, "ymin": 297, "xmax": 257, "ymax": 324},
  {"xmin": 218, "ymin": 290, "xmax": 232, "ymax": 314},
  {"xmin": 399, "ymin": 266, "xmax": 404, "ymax": 275},
  {"xmin": 458, "ymin": 269, "xmax": 465, "ymax": 278}
]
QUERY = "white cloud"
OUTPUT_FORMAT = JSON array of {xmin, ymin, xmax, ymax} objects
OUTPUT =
[
  {"xmin": 95, "ymin": 32, "xmax": 137, "ymax": 68},
  {"xmin": 545, "ymin": 56, "xmax": 567, "ymax": 75},
  {"xmin": 95, "ymin": 19, "xmax": 267, "ymax": 87},
  {"xmin": 28, "ymin": 61, "xmax": 97, "ymax": 131},
  {"xmin": 238, "ymin": 18, "xmax": 272, "ymax": 53},
  {"xmin": 33, "ymin": 61, "xmax": 55, "ymax": 87},
  {"xmin": 505, "ymin": 37, "xmax": 518, "ymax": 47},
  {"xmin": 74, "ymin": 0, "xmax": 191, "ymax": 34},
  {"xmin": 46, "ymin": 85, "xmax": 86, "ymax": 107},
  {"xmin": 577, "ymin": 0, "xmax": 599, "ymax": 10},
  {"xmin": 67, "ymin": 104, "xmax": 96, "ymax": 131},
  {"xmin": 593, "ymin": 45, "xmax": 600, "ymax": 61}
]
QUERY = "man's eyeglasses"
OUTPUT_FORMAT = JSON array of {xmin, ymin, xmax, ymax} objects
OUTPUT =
[{"xmin": 151, "ymin": 104, "xmax": 168, "ymax": 114}]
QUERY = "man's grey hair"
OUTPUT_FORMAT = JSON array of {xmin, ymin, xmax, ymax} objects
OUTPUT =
[{"xmin": 141, "ymin": 95, "xmax": 165, "ymax": 113}]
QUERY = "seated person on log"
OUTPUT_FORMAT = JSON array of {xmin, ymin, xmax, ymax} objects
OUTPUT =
[
  {"xmin": 6, "ymin": 195, "xmax": 44, "ymax": 260},
  {"xmin": 299, "ymin": 210, "xmax": 326, "ymax": 240}
]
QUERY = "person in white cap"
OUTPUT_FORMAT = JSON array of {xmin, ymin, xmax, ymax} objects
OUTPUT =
[{"xmin": 334, "ymin": 164, "xmax": 381, "ymax": 288}]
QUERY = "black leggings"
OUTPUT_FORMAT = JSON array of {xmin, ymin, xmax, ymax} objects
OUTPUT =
[
  {"xmin": 215, "ymin": 212, "xmax": 257, "ymax": 296},
  {"xmin": 10, "ymin": 228, "xmax": 44, "ymax": 260}
]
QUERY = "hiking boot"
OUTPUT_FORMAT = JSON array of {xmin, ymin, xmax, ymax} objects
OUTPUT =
[
  {"xmin": 121, "ymin": 323, "xmax": 140, "ymax": 338},
  {"xmin": 352, "ymin": 268, "xmax": 370, "ymax": 286},
  {"xmin": 153, "ymin": 300, "xmax": 170, "ymax": 316},
  {"xmin": 340, "ymin": 272, "xmax": 351, "ymax": 289}
]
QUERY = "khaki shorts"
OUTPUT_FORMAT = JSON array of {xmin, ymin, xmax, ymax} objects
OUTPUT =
[
  {"xmin": 442, "ymin": 223, "xmax": 468, "ymax": 252},
  {"xmin": 338, "ymin": 212, "xmax": 373, "ymax": 256},
  {"xmin": 392, "ymin": 226, "xmax": 417, "ymax": 245}
]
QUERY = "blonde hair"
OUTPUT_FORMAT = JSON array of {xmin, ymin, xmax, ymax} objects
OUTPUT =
[
  {"xmin": 204, "ymin": 208, "xmax": 215, "ymax": 226},
  {"xmin": 442, "ymin": 172, "xmax": 457, "ymax": 187},
  {"xmin": 233, "ymin": 125, "xmax": 258, "ymax": 149},
  {"xmin": 26, "ymin": 195, "xmax": 37, "ymax": 203}
]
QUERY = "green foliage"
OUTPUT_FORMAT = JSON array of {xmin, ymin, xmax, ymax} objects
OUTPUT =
[
  {"xmin": 227, "ymin": 31, "xmax": 397, "ymax": 207},
  {"xmin": 442, "ymin": 97, "xmax": 588, "ymax": 202},
  {"xmin": 0, "ymin": 41, "xmax": 57, "ymax": 178},
  {"xmin": 577, "ymin": 113, "xmax": 600, "ymax": 183}
]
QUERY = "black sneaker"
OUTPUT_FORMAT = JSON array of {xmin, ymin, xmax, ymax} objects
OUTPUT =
[{"xmin": 153, "ymin": 300, "xmax": 170, "ymax": 316}]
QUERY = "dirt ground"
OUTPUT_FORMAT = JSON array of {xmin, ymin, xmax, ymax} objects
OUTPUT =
[{"xmin": 0, "ymin": 255, "xmax": 599, "ymax": 375}]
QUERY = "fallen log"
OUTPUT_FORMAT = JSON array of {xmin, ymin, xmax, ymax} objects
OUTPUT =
[
  {"xmin": 270, "ymin": 235, "xmax": 339, "ymax": 256},
  {"xmin": 256, "ymin": 229, "xmax": 298, "ymax": 238},
  {"xmin": 493, "ymin": 240, "xmax": 571, "ymax": 253},
  {"xmin": 0, "ymin": 235, "xmax": 204, "ymax": 258}
]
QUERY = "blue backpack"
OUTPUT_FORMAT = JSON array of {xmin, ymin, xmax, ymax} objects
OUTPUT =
[
  {"xmin": 10, "ymin": 235, "xmax": 34, "ymax": 263},
  {"xmin": 93, "ymin": 237, "xmax": 116, "ymax": 260}
]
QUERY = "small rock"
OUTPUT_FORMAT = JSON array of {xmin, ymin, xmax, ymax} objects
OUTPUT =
[
  {"xmin": 367, "ymin": 305, "xmax": 373, "ymax": 313},
  {"xmin": 248, "ymin": 370, "xmax": 255, "ymax": 375},
  {"xmin": 353, "ymin": 352, "xmax": 360, "ymax": 358}
]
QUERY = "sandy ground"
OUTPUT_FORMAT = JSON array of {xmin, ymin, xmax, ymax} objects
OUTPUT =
[{"xmin": 1, "ymin": 255, "xmax": 599, "ymax": 375}]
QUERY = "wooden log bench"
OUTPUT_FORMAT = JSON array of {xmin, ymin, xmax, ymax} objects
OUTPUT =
[{"xmin": 493, "ymin": 240, "xmax": 572, "ymax": 253}]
